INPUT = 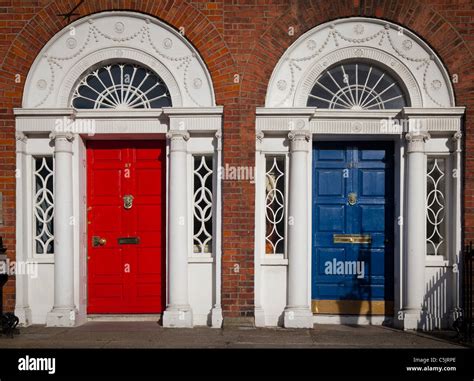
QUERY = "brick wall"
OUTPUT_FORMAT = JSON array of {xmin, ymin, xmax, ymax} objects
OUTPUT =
[{"xmin": 0, "ymin": 0, "xmax": 472, "ymax": 317}]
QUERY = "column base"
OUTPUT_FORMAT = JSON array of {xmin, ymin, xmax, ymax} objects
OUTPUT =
[
  {"xmin": 14, "ymin": 306, "xmax": 32, "ymax": 327},
  {"xmin": 163, "ymin": 306, "xmax": 193, "ymax": 328},
  {"xmin": 393, "ymin": 310, "xmax": 404, "ymax": 330},
  {"xmin": 402, "ymin": 309, "xmax": 433, "ymax": 331},
  {"xmin": 283, "ymin": 307, "xmax": 314, "ymax": 328},
  {"xmin": 211, "ymin": 307, "xmax": 223, "ymax": 328},
  {"xmin": 46, "ymin": 307, "xmax": 79, "ymax": 327},
  {"xmin": 254, "ymin": 306, "xmax": 266, "ymax": 327}
]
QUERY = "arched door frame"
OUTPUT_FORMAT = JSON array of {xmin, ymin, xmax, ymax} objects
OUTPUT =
[
  {"xmin": 255, "ymin": 17, "xmax": 465, "ymax": 330},
  {"xmin": 14, "ymin": 11, "xmax": 223, "ymax": 328}
]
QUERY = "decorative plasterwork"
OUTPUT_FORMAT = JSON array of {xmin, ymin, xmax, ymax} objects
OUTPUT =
[
  {"xmin": 266, "ymin": 17, "xmax": 454, "ymax": 108},
  {"xmin": 58, "ymin": 48, "xmax": 182, "ymax": 108},
  {"xmin": 298, "ymin": 47, "xmax": 422, "ymax": 108},
  {"xmin": 23, "ymin": 12, "xmax": 215, "ymax": 108}
]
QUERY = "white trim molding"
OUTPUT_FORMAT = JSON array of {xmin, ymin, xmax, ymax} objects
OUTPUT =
[
  {"xmin": 256, "ymin": 107, "xmax": 465, "ymax": 135},
  {"xmin": 23, "ymin": 11, "xmax": 215, "ymax": 108},
  {"xmin": 266, "ymin": 17, "xmax": 455, "ymax": 108}
]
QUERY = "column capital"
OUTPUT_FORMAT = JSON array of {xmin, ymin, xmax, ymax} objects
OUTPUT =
[
  {"xmin": 453, "ymin": 131, "xmax": 462, "ymax": 153},
  {"xmin": 288, "ymin": 130, "xmax": 311, "ymax": 152},
  {"xmin": 452, "ymin": 131, "xmax": 462, "ymax": 142},
  {"xmin": 256, "ymin": 131, "xmax": 264, "ymax": 152},
  {"xmin": 215, "ymin": 131, "xmax": 222, "ymax": 151},
  {"xmin": 49, "ymin": 131, "xmax": 75, "ymax": 142},
  {"xmin": 166, "ymin": 130, "xmax": 190, "ymax": 141},
  {"xmin": 167, "ymin": 130, "xmax": 189, "ymax": 153},
  {"xmin": 15, "ymin": 131, "xmax": 27, "ymax": 143},
  {"xmin": 405, "ymin": 131, "xmax": 430, "ymax": 153},
  {"xmin": 16, "ymin": 132, "xmax": 27, "ymax": 153}
]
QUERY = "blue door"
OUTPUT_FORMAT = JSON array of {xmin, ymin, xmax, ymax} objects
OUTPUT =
[{"xmin": 312, "ymin": 142, "xmax": 394, "ymax": 315}]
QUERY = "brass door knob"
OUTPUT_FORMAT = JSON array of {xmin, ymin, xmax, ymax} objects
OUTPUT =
[
  {"xmin": 348, "ymin": 192, "xmax": 357, "ymax": 206},
  {"xmin": 92, "ymin": 236, "xmax": 107, "ymax": 247}
]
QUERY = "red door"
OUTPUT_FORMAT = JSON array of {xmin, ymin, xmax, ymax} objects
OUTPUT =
[{"xmin": 87, "ymin": 141, "xmax": 165, "ymax": 314}]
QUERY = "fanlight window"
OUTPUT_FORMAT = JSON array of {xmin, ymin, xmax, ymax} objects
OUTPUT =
[
  {"xmin": 307, "ymin": 63, "xmax": 408, "ymax": 110},
  {"xmin": 72, "ymin": 63, "xmax": 172, "ymax": 109}
]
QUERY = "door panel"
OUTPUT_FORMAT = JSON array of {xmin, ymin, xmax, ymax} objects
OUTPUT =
[
  {"xmin": 87, "ymin": 141, "xmax": 165, "ymax": 314},
  {"xmin": 312, "ymin": 142, "xmax": 394, "ymax": 315}
]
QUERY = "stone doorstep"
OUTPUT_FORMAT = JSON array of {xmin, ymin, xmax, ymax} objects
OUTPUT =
[
  {"xmin": 222, "ymin": 317, "xmax": 256, "ymax": 329},
  {"xmin": 87, "ymin": 314, "xmax": 162, "ymax": 322}
]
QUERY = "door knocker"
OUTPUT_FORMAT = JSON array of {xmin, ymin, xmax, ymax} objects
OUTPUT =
[
  {"xmin": 123, "ymin": 194, "xmax": 134, "ymax": 210},
  {"xmin": 348, "ymin": 192, "xmax": 357, "ymax": 206}
]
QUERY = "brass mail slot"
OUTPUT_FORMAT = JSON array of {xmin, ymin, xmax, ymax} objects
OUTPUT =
[
  {"xmin": 333, "ymin": 234, "xmax": 372, "ymax": 244},
  {"xmin": 118, "ymin": 237, "xmax": 140, "ymax": 245}
]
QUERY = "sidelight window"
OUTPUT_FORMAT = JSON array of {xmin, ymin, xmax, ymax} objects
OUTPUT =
[
  {"xmin": 426, "ymin": 157, "xmax": 447, "ymax": 256},
  {"xmin": 265, "ymin": 156, "xmax": 286, "ymax": 255},
  {"xmin": 193, "ymin": 155, "xmax": 214, "ymax": 255},
  {"xmin": 33, "ymin": 156, "xmax": 54, "ymax": 255}
]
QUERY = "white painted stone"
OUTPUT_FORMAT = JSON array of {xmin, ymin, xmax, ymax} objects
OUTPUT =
[
  {"xmin": 14, "ymin": 132, "xmax": 32, "ymax": 326},
  {"xmin": 163, "ymin": 130, "xmax": 193, "ymax": 328},
  {"xmin": 283, "ymin": 130, "xmax": 313, "ymax": 329},
  {"xmin": 23, "ymin": 12, "xmax": 215, "ymax": 108},
  {"xmin": 266, "ymin": 17, "xmax": 455, "ymax": 108},
  {"xmin": 46, "ymin": 131, "xmax": 79, "ymax": 327}
]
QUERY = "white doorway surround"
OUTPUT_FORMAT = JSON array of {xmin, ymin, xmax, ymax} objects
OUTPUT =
[
  {"xmin": 255, "ymin": 17, "xmax": 465, "ymax": 330},
  {"xmin": 14, "ymin": 11, "xmax": 223, "ymax": 328}
]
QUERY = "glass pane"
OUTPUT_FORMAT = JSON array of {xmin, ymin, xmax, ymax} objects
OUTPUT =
[
  {"xmin": 265, "ymin": 156, "xmax": 285, "ymax": 255},
  {"xmin": 72, "ymin": 63, "xmax": 172, "ymax": 109},
  {"xmin": 34, "ymin": 157, "xmax": 54, "ymax": 255},
  {"xmin": 426, "ymin": 158, "xmax": 446, "ymax": 256},
  {"xmin": 307, "ymin": 63, "xmax": 408, "ymax": 110},
  {"xmin": 193, "ymin": 155, "xmax": 213, "ymax": 254}
]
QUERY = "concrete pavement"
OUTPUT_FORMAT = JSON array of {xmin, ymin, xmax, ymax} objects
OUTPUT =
[{"xmin": 0, "ymin": 322, "xmax": 467, "ymax": 348}]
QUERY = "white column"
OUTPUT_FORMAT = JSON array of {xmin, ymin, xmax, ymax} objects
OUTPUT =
[
  {"xmin": 450, "ymin": 131, "xmax": 462, "ymax": 323},
  {"xmin": 14, "ymin": 132, "xmax": 32, "ymax": 326},
  {"xmin": 402, "ymin": 131, "xmax": 430, "ymax": 330},
  {"xmin": 163, "ymin": 130, "xmax": 193, "ymax": 328},
  {"xmin": 254, "ymin": 131, "xmax": 266, "ymax": 327},
  {"xmin": 211, "ymin": 131, "xmax": 223, "ymax": 328},
  {"xmin": 283, "ymin": 130, "xmax": 313, "ymax": 328},
  {"xmin": 46, "ymin": 131, "xmax": 78, "ymax": 327}
]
